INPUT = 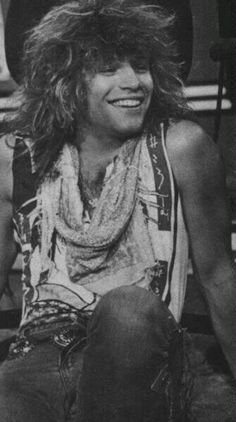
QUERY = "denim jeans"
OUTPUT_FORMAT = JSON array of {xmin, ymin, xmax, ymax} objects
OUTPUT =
[{"xmin": 0, "ymin": 286, "xmax": 185, "ymax": 422}]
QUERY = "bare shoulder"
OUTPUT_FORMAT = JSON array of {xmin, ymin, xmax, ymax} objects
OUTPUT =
[
  {"xmin": 165, "ymin": 119, "xmax": 223, "ymax": 191},
  {"xmin": 0, "ymin": 133, "xmax": 15, "ymax": 202}
]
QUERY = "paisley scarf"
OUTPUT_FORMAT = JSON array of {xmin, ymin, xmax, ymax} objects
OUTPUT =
[{"xmin": 38, "ymin": 136, "xmax": 143, "ymax": 279}]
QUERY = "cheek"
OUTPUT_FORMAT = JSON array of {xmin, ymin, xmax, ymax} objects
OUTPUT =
[
  {"xmin": 147, "ymin": 76, "xmax": 154, "ymax": 94},
  {"xmin": 141, "ymin": 74, "xmax": 154, "ymax": 97}
]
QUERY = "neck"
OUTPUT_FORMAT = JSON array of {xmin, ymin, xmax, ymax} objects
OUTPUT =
[
  {"xmin": 75, "ymin": 127, "xmax": 127, "ymax": 166},
  {"xmin": 75, "ymin": 129, "xmax": 126, "ymax": 217}
]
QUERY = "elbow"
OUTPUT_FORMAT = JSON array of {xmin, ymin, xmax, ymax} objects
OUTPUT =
[{"xmin": 193, "ymin": 257, "xmax": 235, "ymax": 292}]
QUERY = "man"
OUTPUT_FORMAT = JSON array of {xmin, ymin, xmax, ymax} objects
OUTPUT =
[{"xmin": 0, "ymin": 1, "xmax": 235, "ymax": 421}]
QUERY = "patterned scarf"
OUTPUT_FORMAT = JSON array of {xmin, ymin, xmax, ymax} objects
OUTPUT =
[{"xmin": 38, "ymin": 136, "xmax": 143, "ymax": 279}]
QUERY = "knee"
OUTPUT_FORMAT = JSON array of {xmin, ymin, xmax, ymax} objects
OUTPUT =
[
  {"xmin": 85, "ymin": 286, "xmax": 180, "ymax": 371},
  {"xmin": 89, "ymin": 285, "xmax": 174, "ymax": 338}
]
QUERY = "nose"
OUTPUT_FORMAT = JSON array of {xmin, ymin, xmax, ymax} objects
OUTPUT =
[{"xmin": 119, "ymin": 63, "xmax": 140, "ymax": 90}]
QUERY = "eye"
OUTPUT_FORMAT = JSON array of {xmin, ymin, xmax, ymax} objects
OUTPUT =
[
  {"xmin": 132, "ymin": 59, "xmax": 150, "ymax": 73},
  {"xmin": 97, "ymin": 63, "xmax": 118, "ymax": 75}
]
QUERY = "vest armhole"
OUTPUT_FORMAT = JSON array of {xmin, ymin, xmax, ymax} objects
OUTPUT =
[
  {"xmin": 12, "ymin": 135, "xmax": 37, "ymax": 212},
  {"xmin": 161, "ymin": 119, "xmax": 170, "ymax": 147}
]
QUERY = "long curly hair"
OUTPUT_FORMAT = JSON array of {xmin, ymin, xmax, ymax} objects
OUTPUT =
[{"xmin": 7, "ymin": 0, "xmax": 189, "ymax": 181}]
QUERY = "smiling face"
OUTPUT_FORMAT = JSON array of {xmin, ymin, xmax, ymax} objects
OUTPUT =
[{"xmin": 82, "ymin": 56, "xmax": 154, "ymax": 144}]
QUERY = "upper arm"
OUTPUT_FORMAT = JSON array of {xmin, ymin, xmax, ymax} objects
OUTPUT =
[
  {"xmin": 166, "ymin": 120, "xmax": 233, "ymax": 285},
  {"xmin": 0, "ymin": 134, "xmax": 17, "ymax": 297}
]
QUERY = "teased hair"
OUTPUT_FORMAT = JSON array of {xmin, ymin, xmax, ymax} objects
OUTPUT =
[{"xmin": 7, "ymin": 0, "xmax": 189, "ymax": 181}]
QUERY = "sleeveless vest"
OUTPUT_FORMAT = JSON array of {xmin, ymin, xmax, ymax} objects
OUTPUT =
[{"xmin": 12, "ymin": 125, "xmax": 189, "ymax": 336}]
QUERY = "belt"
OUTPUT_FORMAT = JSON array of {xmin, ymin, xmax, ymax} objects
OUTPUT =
[{"xmin": 7, "ymin": 326, "xmax": 87, "ymax": 360}]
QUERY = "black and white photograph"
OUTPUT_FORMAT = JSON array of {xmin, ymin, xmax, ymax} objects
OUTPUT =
[{"xmin": 0, "ymin": 1, "xmax": 235, "ymax": 421}]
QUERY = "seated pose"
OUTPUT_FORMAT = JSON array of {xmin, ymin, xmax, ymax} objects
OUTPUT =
[{"xmin": 0, "ymin": 1, "xmax": 235, "ymax": 421}]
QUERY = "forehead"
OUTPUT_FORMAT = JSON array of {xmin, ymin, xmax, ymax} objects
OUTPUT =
[{"xmin": 83, "ymin": 49, "xmax": 151, "ymax": 71}]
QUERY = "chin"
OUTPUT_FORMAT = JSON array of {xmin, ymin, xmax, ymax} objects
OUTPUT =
[{"xmin": 119, "ymin": 122, "xmax": 145, "ymax": 140}]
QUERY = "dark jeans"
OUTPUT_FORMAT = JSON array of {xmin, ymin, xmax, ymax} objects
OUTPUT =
[{"xmin": 0, "ymin": 286, "xmax": 185, "ymax": 422}]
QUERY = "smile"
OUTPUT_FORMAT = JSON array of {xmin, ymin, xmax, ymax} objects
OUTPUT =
[{"xmin": 109, "ymin": 98, "xmax": 144, "ymax": 108}]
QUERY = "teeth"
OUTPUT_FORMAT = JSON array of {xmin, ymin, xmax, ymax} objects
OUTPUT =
[{"xmin": 112, "ymin": 99, "xmax": 142, "ymax": 107}]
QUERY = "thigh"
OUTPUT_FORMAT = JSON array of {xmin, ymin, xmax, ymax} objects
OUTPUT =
[
  {"xmin": 0, "ymin": 342, "xmax": 66, "ymax": 422},
  {"xmin": 76, "ymin": 286, "xmax": 184, "ymax": 422},
  {"xmin": 59, "ymin": 338, "xmax": 85, "ymax": 421}
]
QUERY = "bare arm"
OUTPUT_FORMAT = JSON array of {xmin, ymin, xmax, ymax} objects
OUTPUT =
[
  {"xmin": 167, "ymin": 120, "xmax": 236, "ymax": 378},
  {"xmin": 0, "ymin": 135, "xmax": 17, "ymax": 300}
]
